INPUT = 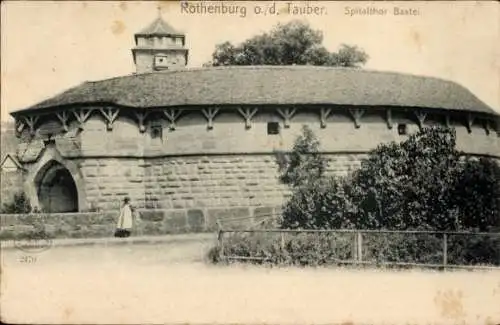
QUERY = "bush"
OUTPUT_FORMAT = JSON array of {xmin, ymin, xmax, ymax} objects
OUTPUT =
[
  {"xmin": 447, "ymin": 234, "xmax": 500, "ymax": 265},
  {"xmin": 343, "ymin": 127, "xmax": 464, "ymax": 230},
  {"xmin": 211, "ymin": 126, "xmax": 500, "ymax": 268},
  {"xmin": 210, "ymin": 231, "xmax": 500, "ymax": 267},
  {"xmin": 452, "ymin": 157, "xmax": 500, "ymax": 231},
  {"xmin": 280, "ymin": 177, "xmax": 356, "ymax": 229},
  {"xmin": 277, "ymin": 126, "xmax": 500, "ymax": 232},
  {"xmin": 218, "ymin": 126, "xmax": 500, "ymax": 268},
  {"xmin": 362, "ymin": 232, "xmax": 443, "ymax": 264},
  {"xmin": 1, "ymin": 191, "xmax": 32, "ymax": 214},
  {"xmin": 217, "ymin": 231, "xmax": 354, "ymax": 266}
]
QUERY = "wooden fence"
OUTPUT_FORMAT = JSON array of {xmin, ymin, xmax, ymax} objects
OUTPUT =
[{"xmin": 216, "ymin": 228, "xmax": 500, "ymax": 270}]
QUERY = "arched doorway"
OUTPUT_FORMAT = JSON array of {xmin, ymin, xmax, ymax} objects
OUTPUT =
[{"xmin": 35, "ymin": 160, "xmax": 78, "ymax": 213}]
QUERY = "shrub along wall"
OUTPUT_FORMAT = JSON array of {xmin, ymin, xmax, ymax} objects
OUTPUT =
[
  {"xmin": 208, "ymin": 126, "xmax": 500, "ymax": 268},
  {"xmin": 213, "ymin": 231, "xmax": 500, "ymax": 267},
  {"xmin": 0, "ymin": 205, "xmax": 281, "ymax": 240}
]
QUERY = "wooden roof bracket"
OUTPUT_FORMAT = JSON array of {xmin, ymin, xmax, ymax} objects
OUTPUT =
[
  {"xmin": 386, "ymin": 108, "xmax": 393, "ymax": 129},
  {"xmin": 15, "ymin": 118, "xmax": 26, "ymax": 138},
  {"xmin": 99, "ymin": 107, "xmax": 119, "ymax": 131},
  {"xmin": 202, "ymin": 107, "xmax": 219, "ymax": 130},
  {"xmin": 277, "ymin": 107, "xmax": 296, "ymax": 128},
  {"xmin": 55, "ymin": 111, "xmax": 69, "ymax": 133},
  {"xmin": 445, "ymin": 114, "xmax": 451, "ymax": 129},
  {"xmin": 348, "ymin": 108, "xmax": 365, "ymax": 129},
  {"xmin": 413, "ymin": 110, "xmax": 427, "ymax": 130},
  {"xmin": 465, "ymin": 113, "xmax": 474, "ymax": 133},
  {"xmin": 134, "ymin": 110, "xmax": 150, "ymax": 133},
  {"xmin": 483, "ymin": 119, "xmax": 491, "ymax": 135},
  {"xmin": 163, "ymin": 108, "xmax": 182, "ymax": 131},
  {"xmin": 237, "ymin": 107, "xmax": 258, "ymax": 129},
  {"xmin": 72, "ymin": 108, "xmax": 94, "ymax": 130},
  {"xmin": 22, "ymin": 115, "xmax": 39, "ymax": 137},
  {"xmin": 320, "ymin": 107, "xmax": 332, "ymax": 128}
]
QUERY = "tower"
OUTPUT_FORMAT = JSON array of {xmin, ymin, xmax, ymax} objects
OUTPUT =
[{"xmin": 132, "ymin": 13, "xmax": 189, "ymax": 74}]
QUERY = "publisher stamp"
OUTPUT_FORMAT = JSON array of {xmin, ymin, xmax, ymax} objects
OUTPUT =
[{"xmin": 14, "ymin": 232, "xmax": 53, "ymax": 254}]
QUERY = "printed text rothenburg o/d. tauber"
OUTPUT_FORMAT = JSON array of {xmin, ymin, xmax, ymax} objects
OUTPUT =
[{"xmin": 180, "ymin": 1, "xmax": 329, "ymax": 18}]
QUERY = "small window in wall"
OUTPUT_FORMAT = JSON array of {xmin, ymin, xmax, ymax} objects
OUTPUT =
[
  {"xmin": 267, "ymin": 122, "xmax": 280, "ymax": 135},
  {"xmin": 150, "ymin": 124, "xmax": 163, "ymax": 139},
  {"xmin": 398, "ymin": 124, "xmax": 408, "ymax": 135}
]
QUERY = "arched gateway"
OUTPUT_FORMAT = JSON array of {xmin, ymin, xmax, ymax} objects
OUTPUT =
[
  {"xmin": 23, "ymin": 146, "xmax": 87, "ymax": 213},
  {"xmin": 35, "ymin": 160, "xmax": 78, "ymax": 213}
]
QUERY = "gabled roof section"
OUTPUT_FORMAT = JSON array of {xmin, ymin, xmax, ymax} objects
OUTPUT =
[
  {"xmin": 135, "ymin": 17, "xmax": 184, "ymax": 37},
  {"xmin": 0, "ymin": 153, "xmax": 25, "ymax": 171}
]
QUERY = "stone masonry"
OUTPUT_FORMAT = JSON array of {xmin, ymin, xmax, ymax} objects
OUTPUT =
[{"xmin": 74, "ymin": 153, "xmax": 366, "ymax": 234}]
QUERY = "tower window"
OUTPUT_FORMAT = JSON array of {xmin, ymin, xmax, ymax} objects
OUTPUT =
[
  {"xmin": 398, "ymin": 124, "xmax": 408, "ymax": 135},
  {"xmin": 150, "ymin": 124, "xmax": 163, "ymax": 139},
  {"xmin": 267, "ymin": 122, "xmax": 280, "ymax": 135}
]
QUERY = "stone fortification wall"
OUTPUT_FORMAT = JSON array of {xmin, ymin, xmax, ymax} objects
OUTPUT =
[
  {"xmin": 77, "ymin": 153, "xmax": 367, "ymax": 212},
  {"xmin": 0, "ymin": 154, "xmax": 366, "ymax": 240},
  {"xmin": 67, "ymin": 109, "xmax": 499, "ymax": 157},
  {"xmin": 6, "ymin": 105, "xmax": 499, "ymax": 215},
  {"xmin": 15, "ymin": 108, "xmax": 497, "ymax": 159},
  {"xmin": 12, "ymin": 106, "xmax": 499, "ymax": 161}
]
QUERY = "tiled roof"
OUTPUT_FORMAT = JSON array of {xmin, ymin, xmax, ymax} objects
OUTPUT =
[
  {"xmin": 12, "ymin": 66, "xmax": 498, "ymax": 116},
  {"xmin": 136, "ymin": 17, "xmax": 183, "ymax": 37}
]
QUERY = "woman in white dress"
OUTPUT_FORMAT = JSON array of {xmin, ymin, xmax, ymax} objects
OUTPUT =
[{"xmin": 115, "ymin": 197, "xmax": 133, "ymax": 238}]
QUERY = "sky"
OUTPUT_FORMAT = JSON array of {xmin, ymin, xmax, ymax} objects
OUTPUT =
[{"xmin": 1, "ymin": 1, "xmax": 499, "ymax": 122}]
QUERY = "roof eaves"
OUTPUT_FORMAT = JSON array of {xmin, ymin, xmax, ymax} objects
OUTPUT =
[{"xmin": 135, "ymin": 32, "xmax": 185, "ymax": 37}]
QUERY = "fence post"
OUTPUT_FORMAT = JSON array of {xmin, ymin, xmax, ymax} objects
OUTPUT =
[
  {"xmin": 442, "ymin": 233, "xmax": 448, "ymax": 270},
  {"xmin": 357, "ymin": 232, "xmax": 363, "ymax": 263},
  {"xmin": 280, "ymin": 232, "xmax": 285, "ymax": 250},
  {"xmin": 218, "ymin": 230, "xmax": 225, "ymax": 263},
  {"xmin": 352, "ymin": 232, "xmax": 357, "ymax": 262}
]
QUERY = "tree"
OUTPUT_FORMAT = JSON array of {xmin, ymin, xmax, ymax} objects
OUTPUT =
[
  {"xmin": 275, "ymin": 125, "xmax": 327, "ymax": 188},
  {"xmin": 276, "ymin": 125, "xmax": 353, "ymax": 230},
  {"xmin": 348, "ymin": 127, "xmax": 463, "ymax": 230},
  {"xmin": 205, "ymin": 20, "xmax": 368, "ymax": 68}
]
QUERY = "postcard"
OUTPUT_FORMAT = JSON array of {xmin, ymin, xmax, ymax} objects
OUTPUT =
[{"xmin": 1, "ymin": 1, "xmax": 499, "ymax": 324}]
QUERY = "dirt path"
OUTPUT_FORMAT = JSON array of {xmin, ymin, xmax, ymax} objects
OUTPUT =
[{"xmin": 1, "ymin": 237, "xmax": 499, "ymax": 325}]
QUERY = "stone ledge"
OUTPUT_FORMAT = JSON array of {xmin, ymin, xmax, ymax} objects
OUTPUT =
[
  {"xmin": 0, "ymin": 233, "xmax": 217, "ymax": 250},
  {"xmin": 0, "ymin": 205, "xmax": 282, "ymax": 240}
]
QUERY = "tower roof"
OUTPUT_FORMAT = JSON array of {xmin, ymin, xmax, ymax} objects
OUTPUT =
[{"xmin": 135, "ymin": 16, "xmax": 184, "ymax": 37}]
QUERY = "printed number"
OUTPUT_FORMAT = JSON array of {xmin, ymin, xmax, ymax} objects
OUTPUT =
[{"xmin": 19, "ymin": 255, "xmax": 37, "ymax": 263}]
